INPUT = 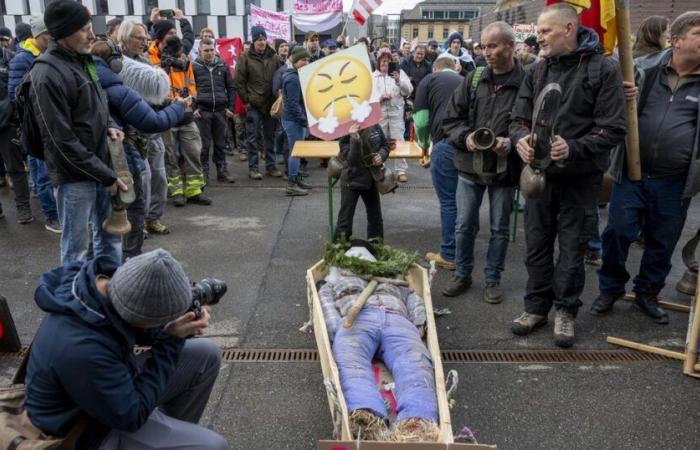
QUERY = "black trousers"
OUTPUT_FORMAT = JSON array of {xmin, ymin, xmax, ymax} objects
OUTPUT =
[
  {"xmin": 0, "ymin": 126, "xmax": 30, "ymax": 210},
  {"xmin": 524, "ymin": 173, "xmax": 601, "ymax": 317},
  {"xmin": 197, "ymin": 110, "xmax": 228, "ymax": 175},
  {"xmin": 334, "ymin": 184, "xmax": 383, "ymax": 242}
]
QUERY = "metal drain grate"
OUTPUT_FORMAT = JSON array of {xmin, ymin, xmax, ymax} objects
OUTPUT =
[{"xmin": 0, "ymin": 347, "xmax": 675, "ymax": 363}]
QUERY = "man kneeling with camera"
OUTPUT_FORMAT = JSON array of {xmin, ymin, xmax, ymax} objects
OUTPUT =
[{"xmin": 24, "ymin": 249, "xmax": 228, "ymax": 449}]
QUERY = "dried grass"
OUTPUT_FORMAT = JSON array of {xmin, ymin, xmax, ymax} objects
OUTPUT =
[
  {"xmin": 386, "ymin": 418, "xmax": 440, "ymax": 442},
  {"xmin": 349, "ymin": 409, "xmax": 387, "ymax": 441}
]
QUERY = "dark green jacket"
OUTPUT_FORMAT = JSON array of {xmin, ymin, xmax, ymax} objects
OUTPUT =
[{"xmin": 234, "ymin": 45, "xmax": 278, "ymax": 113}]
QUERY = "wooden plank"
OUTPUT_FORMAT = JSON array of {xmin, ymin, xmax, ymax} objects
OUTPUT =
[
  {"xmin": 683, "ymin": 288, "xmax": 700, "ymax": 375},
  {"xmin": 622, "ymin": 293, "xmax": 690, "ymax": 313},
  {"xmin": 606, "ymin": 336, "xmax": 686, "ymax": 360},
  {"xmin": 292, "ymin": 140, "xmax": 423, "ymax": 159}
]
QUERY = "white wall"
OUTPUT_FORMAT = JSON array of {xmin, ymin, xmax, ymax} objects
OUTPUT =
[
  {"xmin": 225, "ymin": 15, "xmax": 244, "ymax": 39},
  {"xmin": 6, "ymin": 1, "xmax": 28, "ymax": 15},
  {"xmin": 108, "ymin": 0, "xmax": 128, "ymax": 15}
]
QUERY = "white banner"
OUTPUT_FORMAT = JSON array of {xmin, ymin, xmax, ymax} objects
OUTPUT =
[
  {"xmin": 292, "ymin": 0, "xmax": 343, "ymax": 33},
  {"xmin": 249, "ymin": 5, "xmax": 291, "ymax": 42}
]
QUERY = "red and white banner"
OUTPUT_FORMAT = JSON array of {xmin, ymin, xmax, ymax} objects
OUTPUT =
[
  {"xmin": 215, "ymin": 37, "xmax": 244, "ymax": 73},
  {"xmin": 351, "ymin": 0, "xmax": 383, "ymax": 26},
  {"xmin": 292, "ymin": 0, "xmax": 343, "ymax": 32},
  {"xmin": 249, "ymin": 5, "xmax": 291, "ymax": 42}
]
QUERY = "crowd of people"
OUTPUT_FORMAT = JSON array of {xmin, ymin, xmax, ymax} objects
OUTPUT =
[{"xmin": 0, "ymin": 0, "xmax": 699, "ymax": 448}]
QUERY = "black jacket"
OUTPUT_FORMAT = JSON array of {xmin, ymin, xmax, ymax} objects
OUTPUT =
[
  {"xmin": 192, "ymin": 56, "xmax": 235, "ymax": 112},
  {"xmin": 400, "ymin": 58, "xmax": 432, "ymax": 99},
  {"xmin": 30, "ymin": 42, "xmax": 116, "ymax": 186},
  {"xmin": 443, "ymin": 60, "xmax": 525, "ymax": 185},
  {"xmin": 339, "ymin": 125, "xmax": 389, "ymax": 191},
  {"xmin": 509, "ymin": 27, "xmax": 627, "ymax": 177}
]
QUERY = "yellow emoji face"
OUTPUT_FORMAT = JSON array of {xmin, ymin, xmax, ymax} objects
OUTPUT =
[{"xmin": 305, "ymin": 56, "xmax": 372, "ymax": 122}]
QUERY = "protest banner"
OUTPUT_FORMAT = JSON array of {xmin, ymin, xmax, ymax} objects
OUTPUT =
[
  {"xmin": 513, "ymin": 23, "xmax": 537, "ymax": 42},
  {"xmin": 249, "ymin": 5, "xmax": 291, "ymax": 42},
  {"xmin": 292, "ymin": 0, "xmax": 343, "ymax": 32},
  {"xmin": 298, "ymin": 44, "xmax": 383, "ymax": 140}
]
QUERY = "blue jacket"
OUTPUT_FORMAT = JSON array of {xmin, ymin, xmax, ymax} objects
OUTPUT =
[
  {"xmin": 95, "ymin": 58, "xmax": 184, "ymax": 133},
  {"xmin": 281, "ymin": 69, "xmax": 307, "ymax": 127},
  {"xmin": 8, "ymin": 45, "xmax": 36, "ymax": 101},
  {"xmin": 25, "ymin": 257, "xmax": 185, "ymax": 446}
]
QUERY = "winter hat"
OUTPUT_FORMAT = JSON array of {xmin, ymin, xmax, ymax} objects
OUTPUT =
[
  {"xmin": 0, "ymin": 27, "xmax": 11, "ymax": 40},
  {"xmin": 447, "ymin": 31, "xmax": 463, "ymax": 47},
  {"xmin": 428, "ymin": 39, "xmax": 439, "ymax": 48},
  {"xmin": 291, "ymin": 46, "xmax": 311, "ymax": 64},
  {"xmin": 524, "ymin": 35, "xmax": 540, "ymax": 53},
  {"xmin": 250, "ymin": 25, "xmax": 267, "ymax": 42},
  {"xmin": 30, "ymin": 16, "xmax": 47, "ymax": 38},
  {"xmin": 273, "ymin": 38, "xmax": 287, "ymax": 53},
  {"xmin": 108, "ymin": 249, "xmax": 192, "ymax": 326},
  {"xmin": 15, "ymin": 23, "xmax": 31, "ymax": 42},
  {"xmin": 153, "ymin": 19, "xmax": 176, "ymax": 42},
  {"xmin": 44, "ymin": 0, "xmax": 91, "ymax": 41}
]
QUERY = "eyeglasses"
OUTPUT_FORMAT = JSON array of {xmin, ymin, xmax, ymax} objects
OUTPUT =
[{"xmin": 130, "ymin": 35, "xmax": 148, "ymax": 42}]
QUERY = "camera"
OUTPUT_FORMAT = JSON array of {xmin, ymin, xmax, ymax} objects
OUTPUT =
[{"xmin": 191, "ymin": 278, "xmax": 227, "ymax": 319}]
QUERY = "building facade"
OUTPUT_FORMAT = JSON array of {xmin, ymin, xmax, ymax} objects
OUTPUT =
[{"xmin": 400, "ymin": 0, "xmax": 497, "ymax": 45}]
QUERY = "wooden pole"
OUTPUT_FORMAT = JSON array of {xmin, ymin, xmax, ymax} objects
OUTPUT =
[
  {"xmin": 683, "ymin": 285, "xmax": 700, "ymax": 375},
  {"xmin": 343, "ymin": 279, "xmax": 378, "ymax": 328},
  {"xmin": 606, "ymin": 337, "xmax": 686, "ymax": 360},
  {"xmin": 615, "ymin": 0, "xmax": 641, "ymax": 181},
  {"xmin": 622, "ymin": 293, "xmax": 691, "ymax": 313}
]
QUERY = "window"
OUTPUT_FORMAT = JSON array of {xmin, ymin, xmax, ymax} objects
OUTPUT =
[
  {"xmin": 145, "ymin": 0, "xmax": 159, "ymax": 14},
  {"xmin": 433, "ymin": 11, "xmax": 443, "ymax": 19},
  {"xmin": 458, "ymin": 27, "xmax": 464, "ymax": 35},
  {"xmin": 412, "ymin": 27, "xmax": 418, "ymax": 38},
  {"xmin": 422, "ymin": 10, "xmax": 429, "ymax": 19},
  {"xmin": 228, "ymin": 0, "xmax": 236, "ymax": 14},
  {"xmin": 427, "ymin": 27, "xmax": 433, "ymax": 39},
  {"xmin": 197, "ymin": 0, "xmax": 210, "ymax": 15},
  {"xmin": 95, "ymin": 0, "xmax": 108, "ymax": 14},
  {"xmin": 442, "ymin": 28, "xmax": 448, "ymax": 39},
  {"xmin": 449, "ymin": 11, "xmax": 459, "ymax": 19},
  {"xmin": 277, "ymin": 0, "xmax": 284, "ymax": 11},
  {"xmin": 464, "ymin": 11, "xmax": 477, "ymax": 19}
]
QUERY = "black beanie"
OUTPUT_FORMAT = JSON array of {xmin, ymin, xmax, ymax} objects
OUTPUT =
[
  {"xmin": 153, "ymin": 20, "xmax": 176, "ymax": 42},
  {"xmin": 273, "ymin": 38, "xmax": 287, "ymax": 53},
  {"xmin": 44, "ymin": 0, "xmax": 91, "ymax": 41},
  {"xmin": 15, "ymin": 23, "xmax": 32, "ymax": 43}
]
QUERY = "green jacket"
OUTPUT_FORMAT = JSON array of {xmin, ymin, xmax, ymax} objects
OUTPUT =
[{"xmin": 234, "ymin": 45, "xmax": 279, "ymax": 113}]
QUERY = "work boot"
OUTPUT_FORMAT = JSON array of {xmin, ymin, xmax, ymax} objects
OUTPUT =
[
  {"xmin": 425, "ymin": 252, "xmax": 456, "ymax": 270},
  {"xmin": 266, "ymin": 168, "xmax": 283, "ymax": 178},
  {"xmin": 590, "ymin": 292, "xmax": 624, "ymax": 316},
  {"xmin": 553, "ymin": 309, "xmax": 575, "ymax": 348},
  {"xmin": 248, "ymin": 170, "xmax": 263, "ymax": 180},
  {"xmin": 44, "ymin": 219, "xmax": 62, "ymax": 234},
  {"xmin": 217, "ymin": 167, "xmax": 236, "ymax": 183},
  {"xmin": 294, "ymin": 175, "xmax": 312, "ymax": 190},
  {"xmin": 483, "ymin": 281, "xmax": 503, "ymax": 304},
  {"xmin": 286, "ymin": 179, "xmax": 308, "ymax": 196},
  {"xmin": 634, "ymin": 293, "xmax": 669, "ymax": 324},
  {"xmin": 511, "ymin": 312, "xmax": 547, "ymax": 336},
  {"xmin": 16, "ymin": 206, "xmax": 34, "ymax": 224},
  {"xmin": 187, "ymin": 193, "xmax": 212, "ymax": 205},
  {"xmin": 145, "ymin": 220, "xmax": 170, "ymax": 235},
  {"xmin": 441, "ymin": 275, "xmax": 472, "ymax": 297},
  {"xmin": 173, "ymin": 194, "xmax": 186, "ymax": 207}
]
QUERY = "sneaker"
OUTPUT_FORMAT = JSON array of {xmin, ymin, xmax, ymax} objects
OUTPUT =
[
  {"xmin": 239, "ymin": 153, "xmax": 247, "ymax": 161},
  {"xmin": 187, "ymin": 193, "xmax": 212, "ymax": 205},
  {"xmin": 266, "ymin": 168, "xmax": 283, "ymax": 178},
  {"xmin": 145, "ymin": 220, "xmax": 170, "ymax": 235},
  {"xmin": 217, "ymin": 167, "xmax": 236, "ymax": 184},
  {"xmin": 294, "ymin": 175, "xmax": 312, "ymax": 190},
  {"xmin": 398, "ymin": 173, "xmax": 408, "ymax": 183},
  {"xmin": 44, "ymin": 219, "xmax": 62, "ymax": 234},
  {"xmin": 248, "ymin": 170, "xmax": 263, "ymax": 180},
  {"xmin": 286, "ymin": 180, "xmax": 309, "ymax": 196},
  {"xmin": 511, "ymin": 312, "xmax": 547, "ymax": 336},
  {"xmin": 584, "ymin": 249, "xmax": 602, "ymax": 266},
  {"xmin": 553, "ymin": 309, "xmax": 575, "ymax": 348},
  {"xmin": 425, "ymin": 252, "xmax": 455, "ymax": 270},
  {"xmin": 441, "ymin": 275, "xmax": 472, "ymax": 297},
  {"xmin": 299, "ymin": 169, "xmax": 310, "ymax": 178},
  {"xmin": 590, "ymin": 292, "xmax": 623, "ymax": 316},
  {"xmin": 17, "ymin": 207, "xmax": 34, "ymax": 224},
  {"xmin": 634, "ymin": 293, "xmax": 669, "ymax": 324},
  {"xmin": 173, "ymin": 194, "xmax": 186, "ymax": 207},
  {"xmin": 483, "ymin": 281, "xmax": 503, "ymax": 304}
]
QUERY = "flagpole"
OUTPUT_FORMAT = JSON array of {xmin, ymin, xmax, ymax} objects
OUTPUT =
[{"xmin": 615, "ymin": 0, "xmax": 641, "ymax": 181}]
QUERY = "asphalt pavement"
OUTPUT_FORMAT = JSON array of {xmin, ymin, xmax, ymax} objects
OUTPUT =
[{"xmin": 1, "ymin": 154, "xmax": 699, "ymax": 449}]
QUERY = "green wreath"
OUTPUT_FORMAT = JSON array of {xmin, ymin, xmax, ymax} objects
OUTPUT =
[{"xmin": 323, "ymin": 240, "xmax": 418, "ymax": 278}]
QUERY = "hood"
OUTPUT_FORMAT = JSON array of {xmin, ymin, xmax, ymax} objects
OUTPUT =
[
  {"xmin": 20, "ymin": 37, "xmax": 41, "ymax": 57},
  {"xmin": 455, "ymin": 47, "xmax": 474, "ymax": 64},
  {"xmin": 120, "ymin": 56, "xmax": 171, "ymax": 105},
  {"xmin": 572, "ymin": 26, "xmax": 603, "ymax": 56},
  {"xmin": 95, "ymin": 57, "xmax": 122, "ymax": 90},
  {"xmin": 34, "ymin": 256, "xmax": 124, "ymax": 331}
]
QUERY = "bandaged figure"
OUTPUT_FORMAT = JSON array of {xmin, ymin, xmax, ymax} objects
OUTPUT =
[{"xmin": 318, "ymin": 253, "xmax": 438, "ymax": 434}]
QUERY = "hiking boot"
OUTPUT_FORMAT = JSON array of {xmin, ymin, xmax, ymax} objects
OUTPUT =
[
  {"xmin": 584, "ymin": 249, "xmax": 602, "ymax": 266},
  {"xmin": 553, "ymin": 309, "xmax": 575, "ymax": 348},
  {"xmin": 217, "ymin": 167, "xmax": 236, "ymax": 184},
  {"xmin": 590, "ymin": 292, "xmax": 623, "ymax": 316},
  {"xmin": 17, "ymin": 207, "xmax": 34, "ymax": 224},
  {"xmin": 511, "ymin": 312, "xmax": 547, "ymax": 336},
  {"xmin": 398, "ymin": 173, "xmax": 408, "ymax": 183},
  {"xmin": 44, "ymin": 219, "xmax": 62, "ymax": 234},
  {"xmin": 294, "ymin": 175, "xmax": 312, "ymax": 190},
  {"xmin": 173, "ymin": 194, "xmax": 186, "ymax": 207},
  {"xmin": 634, "ymin": 293, "xmax": 669, "ymax": 324},
  {"xmin": 187, "ymin": 193, "xmax": 212, "ymax": 205},
  {"xmin": 145, "ymin": 220, "xmax": 170, "ymax": 235},
  {"xmin": 248, "ymin": 170, "xmax": 263, "ymax": 180},
  {"xmin": 483, "ymin": 281, "xmax": 503, "ymax": 304},
  {"xmin": 266, "ymin": 168, "xmax": 283, "ymax": 178},
  {"xmin": 286, "ymin": 180, "xmax": 309, "ymax": 196},
  {"xmin": 441, "ymin": 275, "xmax": 472, "ymax": 297},
  {"xmin": 425, "ymin": 252, "xmax": 455, "ymax": 270}
]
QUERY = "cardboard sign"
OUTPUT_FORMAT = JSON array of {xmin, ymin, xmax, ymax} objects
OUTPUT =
[
  {"xmin": 298, "ymin": 44, "xmax": 383, "ymax": 141},
  {"xmin": 249, "ymin": 5, "xmax": 291, "ymax": 42},
  {"xmin": 513, "ymin": 24, "xmax": 537, "ymax": 42}
]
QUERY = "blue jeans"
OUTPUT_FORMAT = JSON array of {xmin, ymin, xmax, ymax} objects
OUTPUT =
[
  {"xmin": 587, "ymin": 207, "xmax": 602, "ymax": 252},
  {"xmin": 245, "ymin": 106, "xmax": 276, "ymax": 171},
  {"xmin": 428, "ymin": 140, "xmax": 458, "ymax": 262},
  {"xmin": 28, "ymin": 156, "xmax": 58, "ymax": 221},
  {"xmin": 598, "ymin": 174, "xmax": 690, "ymax": 296},
  {"xmin": 281, "ymin": 119, "xmax": 307, "ymax": 178},
  {"xmin": 333, "ymin": 308, "xmax": 438, "ymax": 422},
  {"xmin": 455, "ymin": 176, "xmax": 513, "ymax": 282},
  {"xmin": 56, "ymin": 181, "xmax": 121, "ymax": 265}
]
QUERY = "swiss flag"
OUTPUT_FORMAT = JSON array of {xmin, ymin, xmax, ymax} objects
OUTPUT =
[{"xmin": 215, "ymin": 37, "xmax": 244, "ymax": 75}]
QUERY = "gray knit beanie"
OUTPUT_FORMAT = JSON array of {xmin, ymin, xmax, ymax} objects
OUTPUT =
[{"xmin": 108, "ymin": 249, "xmax": 192, "ymax": 326}]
